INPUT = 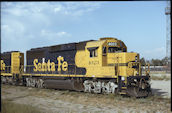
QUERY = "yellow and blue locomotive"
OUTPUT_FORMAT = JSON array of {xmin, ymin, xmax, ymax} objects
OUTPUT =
[{"xmin": 1, "ymin": 37, "xmax": 151, "ymax": 97}]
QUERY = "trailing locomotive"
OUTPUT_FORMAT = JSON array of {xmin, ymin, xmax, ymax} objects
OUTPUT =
[{"xmin": 1, "ymin": 37, "xmax": 151, "ymax": 97}]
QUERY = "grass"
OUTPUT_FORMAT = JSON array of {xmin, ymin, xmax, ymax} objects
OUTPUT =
[
  {"xmin": 141, "ymin": 71, "xmax": 170, "ymax": 80},
  {"xmin": 1, "ymin": 99, "xmax": 43, "ymax": 113},
  {"xmin": 2, "ymin": 84, "xmax": 171, "ymax": 113},
  {"xmin": 142, "ymin": 71, "xmax": 168, "ymax": 74},
  {"xmin": 150, "ymin": 74, "xmax": 170, "ymax": 81}
]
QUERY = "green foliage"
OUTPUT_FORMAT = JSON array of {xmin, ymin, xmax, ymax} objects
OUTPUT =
[
  {"xmin": 140, "ymin": 56, "xmax": 170, "ymax": 66},
  {"xmin": 140, "ymin": 57, "xmax": 146, "ymax": 66},
  {"xmin": 150, "ymin": 59, "xmax": 163, "ymax": 66}
]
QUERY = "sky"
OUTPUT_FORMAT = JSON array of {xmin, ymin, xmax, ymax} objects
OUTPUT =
[{"xmin": 1, "ymin": 1, "xmax": 167, "ymax": 60}]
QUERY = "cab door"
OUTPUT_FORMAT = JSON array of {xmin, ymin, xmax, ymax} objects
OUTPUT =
[{"xmin": 85, "ymin": 47, "xmax": 101, "ymax": 76}]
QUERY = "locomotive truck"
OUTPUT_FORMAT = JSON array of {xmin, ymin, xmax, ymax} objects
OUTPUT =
[{"xmin": 1, "ymin": 37, "xmax": 151, "ymax": 97}]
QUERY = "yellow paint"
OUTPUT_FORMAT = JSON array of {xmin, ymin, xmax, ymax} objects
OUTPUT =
[
  {"xmin": 11, "ymin": 52, "xmax": 24, "ymax": 74},
  {"xmin": 1, "ymin": 60, "xmax": 6, "ymax": 71},
  {"xmin": 75, "ymin": 50, "xmax": 86, "ymax": 67},
  {"xmin": 62, "ymin": 62, "xmax": 68, "ymax": 71},
  {"xmin": 21, "ymin": 73, "xmax": 116, "ymax": 78},
  {"xmin": 33, "ymin": 59, "xmax": 38, "ymax": 71},
  {"xmin": 1, "ymin": 73, "xmax": 13, "ymax": 76},
  {"xmin": 75, "ymin": 37, "xmax": 140, "ymax": 78},
  {"xmin": 1, "ymin": 52, "xmax": 23, "ymax": 75},
  {"xmin": 33, "ymin": 56, "xmax": 68, "ymax": 72}
]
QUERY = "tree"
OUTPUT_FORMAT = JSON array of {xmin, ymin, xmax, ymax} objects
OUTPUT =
[
  {"xmin": 155, "ymin": 59, "xmax": 160, "ymax": 66},
  {"xmin": 151, "ymin": 59, "xmax": 163, "ymax": 66},
  {"xmin": 140, "ymin": 57, "xmax": 146, "ymax": 66}
]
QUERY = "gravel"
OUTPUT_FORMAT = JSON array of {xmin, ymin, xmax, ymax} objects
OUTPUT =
[
  {"xmin": 151, "ymin": 80, "xmax": 171, "ymax": 98},
  {"xmin": 1, "ymin": 78, "xmax": 171, "ymax": 113}
]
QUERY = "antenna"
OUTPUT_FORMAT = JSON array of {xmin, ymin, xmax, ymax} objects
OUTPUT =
[{"xmin": 165, "ymin": 0, "xmax": 171, "ymax": 71}]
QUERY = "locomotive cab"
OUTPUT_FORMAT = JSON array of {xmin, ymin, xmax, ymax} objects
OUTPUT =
[
  {"xmin": 85, "ymin": 37, "xmax": 151, "ymax": 97},
  {"xmin": 84, "ymin": 37, "xmax": 143, "ymax": 78},
  {"xmin": 100, "ymin": 37, "xmax": 141, "ymax": 77}
]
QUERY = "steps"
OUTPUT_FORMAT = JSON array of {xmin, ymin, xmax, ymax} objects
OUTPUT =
[{"xmin": 119, "ymin": 87, "xmax": 127, "ymax": 95}]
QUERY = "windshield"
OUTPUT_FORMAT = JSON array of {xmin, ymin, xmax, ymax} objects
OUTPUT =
[{"xmin": 108, "ymin": 47, "xmax": 122, "ymax": 53}]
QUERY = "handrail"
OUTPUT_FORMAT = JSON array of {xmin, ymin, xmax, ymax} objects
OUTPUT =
[
  {"xmin": 139, "ymin": 62, "xmax": 141, "ymax": 76},
  {"xmin": 145, "ymin": 63, "xmax": 150, "ymax": 76}
]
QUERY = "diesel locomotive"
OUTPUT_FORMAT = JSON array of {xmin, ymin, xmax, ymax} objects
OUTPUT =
[{"xmin": 1, "ymin": 37, "xmax": 151, "ymax": 97}]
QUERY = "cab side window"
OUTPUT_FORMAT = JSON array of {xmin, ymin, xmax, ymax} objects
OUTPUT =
[
  {"xmin": 90, "ymin": 49, "xmax": 98, "ymax": 57},
  {"xmin": 102, "ymin": 47, "xmax": 106, "ymax": 55},
  {"xmin": 88, "ymin": 47, "xmax": 98, "ymax": 58},
  {"xmin": 90, "ymin": 50, "xmax": 94, "ymax": 57},
  {"xmin": 123, "ymin": 48, "xmax": 126, "ymax": 52}
]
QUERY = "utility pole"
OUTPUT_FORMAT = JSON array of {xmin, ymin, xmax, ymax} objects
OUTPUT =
[{"xmin": 165, "ymin": 0, "xmax": 171, "ymax": 72}]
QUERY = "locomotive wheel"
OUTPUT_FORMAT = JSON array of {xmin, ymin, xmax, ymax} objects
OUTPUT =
[
  {"xmin": 127, "ymin": 86, "xmax": 150, "ymax": 98},
  {"xmin": 126, "ymin": 77, "xmax": 151, "ymax": 98}
]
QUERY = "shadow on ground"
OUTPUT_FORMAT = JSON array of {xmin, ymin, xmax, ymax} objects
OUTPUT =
[{"xmin": 151, "ymin": 88, "xmax": 168, "ymax": 96}]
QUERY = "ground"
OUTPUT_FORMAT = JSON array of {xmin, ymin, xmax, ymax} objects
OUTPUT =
[
  {"xmin": 1, "ymin": 78, "xmax": 171, "ymax": 113},
  {"xmin": 151, "ymin": 80, "xmax": 171, "ymax": 98}
]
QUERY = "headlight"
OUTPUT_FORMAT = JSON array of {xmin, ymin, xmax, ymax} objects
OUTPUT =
[{"xmin": 121, "ymin": 76, "xmax": 125, "ymax": 81}]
